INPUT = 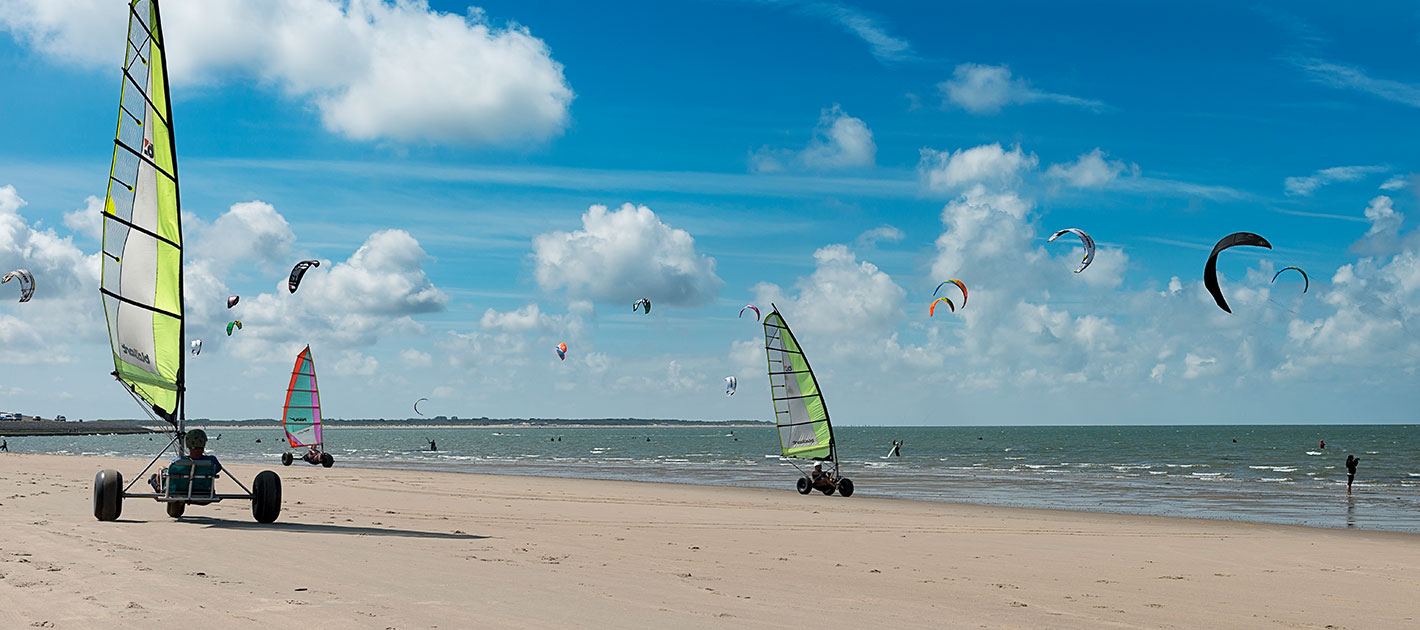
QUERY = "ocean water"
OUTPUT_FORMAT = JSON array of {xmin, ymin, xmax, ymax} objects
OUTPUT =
[{"xmin": 6, "ymin": 424, "xmax": 1418, "ymax": 533}]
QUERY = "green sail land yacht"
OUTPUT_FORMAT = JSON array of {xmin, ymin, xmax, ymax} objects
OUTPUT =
[
  {"xmin": 92, "ymin": 0, "xmax": 281, "ymax": 523},
  {"xmin": 762, "ymin": 305, "xmax": 854, "ymax": 497}
]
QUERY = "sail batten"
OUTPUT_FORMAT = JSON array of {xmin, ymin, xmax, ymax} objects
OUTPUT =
[
  {"xmin": 101, "ymin": 0, "xmax": 184, "ymax": 424},
  {"xmin": 283, "ymin": 346, "xmax": 323, "ymax": 449},
  {"xmin": 763, "ymin": 309, "xmax": 834, "ymax": 460}
]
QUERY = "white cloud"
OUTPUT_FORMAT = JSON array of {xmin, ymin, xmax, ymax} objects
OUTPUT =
[
  {"xmin": 1380, "ymin": 174, "xmax": 1411, "ymax": 191},
  {"xmin": 399, "ymin": 348, "xmax": 432, "ymax": 368},
  {"xmin": 938, "ymin": 63, "xmax": 1104, "ymax": 115},
  {"xmin": 0, "ymin": 0, "xmax": 574, "ymax": 145},
  {"xmin": 1283, "ymin": 165, "xmax": 1388, "ymax": 196},
  {"xmin": 751, "ymin": 105, "xmax": 875, "ymax": 173},
  {"xmin": 191, "ymin": 201, "xmax": 295, "ymax": 268},
  {"xmin": 0, "ymin": 184, "xmax": 103, "ymax": 364},
  {"xmin": 331, "ymin": 350, "xmax": 379, "ymax": 376},
  {"xmin": 754, "ymin": 244, "xmax": 906, "ymax": 338},
  {"xmin": 855, "ymin": 225, "xmax": 904, "ymax": 248},
  {"xmin": 1294, "ymin": 57, "xmax": 1420, "ymax": 108},
  {"xmin": 778, "ymin": 2, "xmax": 913, "ymax": 63},
  {"xmin": 61, "ymin": 195, "xmax": 103, "ymax": 242},
  {"xmin": 918, "ymin": 143, "xmax": 1037, "ymax": 193},
  {"xmin": 532, "ymin": 203, "xmax": 722, "ymax": 306},
  {"xmin": 480, "ymin": 303, "xmax": 558, "ymax": 334},
  {"xmin": 1045, "ymin": 148, "xmax": 1137, "ymax": 189}
]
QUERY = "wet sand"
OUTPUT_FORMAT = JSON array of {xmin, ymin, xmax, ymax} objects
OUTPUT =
[{"xmin": 1, "ymin": 453, "xmax": 1416, "ymax": 629}]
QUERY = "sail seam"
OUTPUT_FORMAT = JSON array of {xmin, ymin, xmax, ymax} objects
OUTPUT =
[
  {"xmin": 113, "ymin": 138, "xmax": 177, "ymax": 183},
  {"xmin": 121, "ymin": 67, "xmax": 173, "ymax": 130},
  {"xmin": 102, "ymin": 211, "xmax": 182, "ymax": 250},
  {"xmin": 100, "ymin": 287, "xmax": 182, "ymax": 320}
]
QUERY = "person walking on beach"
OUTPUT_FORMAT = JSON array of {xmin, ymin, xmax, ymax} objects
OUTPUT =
[
  {"xmin": 1346, "ymin": 455, "xmax": 1360, "ymax": 494},
  {"xmin": 1, "ymin": 439, "xmax": 7, "ymax": 452}
]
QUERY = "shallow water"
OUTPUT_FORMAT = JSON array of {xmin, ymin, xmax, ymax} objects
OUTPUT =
[{"xmin": 6, "ymin": 424, "xmax": 1417, "ymax": 533}]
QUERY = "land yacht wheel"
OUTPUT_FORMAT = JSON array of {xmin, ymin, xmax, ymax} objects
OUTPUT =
[
  {"xmin": 93, "ymin": 469, "xmax": 123, "ymax": 521},
  {"xmin": 837, "ymin": 478, "xmax": 854, "ymax": 497},
  {"xmin": 796, "ymin": 477, "xmax": 812, "ymax": 494},
  {"xmin": 251, "ymin": 471, "xmax": 282, "ymax": 524},
  {"xmin": 281, "ymin": 452, "xmax": 293, "ymax": 466},
  {"xmin": 166, "ymin": 501, "xmax": 186, "ymax": 518}
]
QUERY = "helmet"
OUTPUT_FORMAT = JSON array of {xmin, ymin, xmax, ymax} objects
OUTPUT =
[{"xmin": 184, "ymin": 429, "xmax": 208, "ymax": 449}]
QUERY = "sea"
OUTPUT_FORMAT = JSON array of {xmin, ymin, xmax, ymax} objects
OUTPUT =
[{"xmin": 6, "ymin": 424, "xmax": 1418, "ymax": 533}]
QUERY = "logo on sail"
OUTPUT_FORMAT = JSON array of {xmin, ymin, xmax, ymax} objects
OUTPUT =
[
  {"xmin": 141, "ymin": 138, "xmax": 155, "ymax": 159},
  {"xmin": 791, "ymin": 436, "xmax": 817, "ymax": 447},
  {"xmin": 120, "ymin": 344, "xmax": 152, "ymax": 366}
]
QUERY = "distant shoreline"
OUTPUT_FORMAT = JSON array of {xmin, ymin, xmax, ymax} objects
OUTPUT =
[{"xmin": 171, "ymin": 423, "xmax": 772, "ymax": 431}]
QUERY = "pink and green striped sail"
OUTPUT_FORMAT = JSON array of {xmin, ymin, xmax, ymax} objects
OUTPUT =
[{"xmin": 282, "ymin": 346, "xmax": 323, "ymax": 448}]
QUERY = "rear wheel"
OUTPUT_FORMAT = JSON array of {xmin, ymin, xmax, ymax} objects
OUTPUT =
[
  {"xmin": 281, "ymin": 452, "xmax": 293, "ymax": 466},
  {"xmin": 251, "ymin": 471, "xmax": 282, "ymax": 523},
  {"xmin": 166, "ymin": 501, "xmax": 186, "ymax": 518},
  {"xmin": 837, "ymin": 478, "xmax": 854, "ymax": 497},
  {"xmin": 320, "ymin": 453, "xmax": 334, "ymax": 468},
  {"xmin": 796, "ymin": 477, "xmax": 811, "ymax": 494},
  {"xmin": 93, "ymin": 470, "xmax": 123, "ymax": 521}
]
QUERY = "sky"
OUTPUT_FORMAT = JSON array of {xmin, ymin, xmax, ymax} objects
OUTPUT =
[{"xmin": 1, "ymin": 0, "xmax": 1419, "ymax": 425}]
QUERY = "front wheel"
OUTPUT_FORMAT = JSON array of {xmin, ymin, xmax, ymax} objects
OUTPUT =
[
  {"xmin": 796, "ymin": 477, "xmax": 811, "ymax": 494},
  {"xmin": 166, "ymin": 501, "xmax": 186, "ymax": 518},
  {"xmin": 320, "ymin": 453, "xmax": 334, "ymax": 468},
  {"xmin": 93, "ymin": 469, "xmax": 123, "ymax": 521},
  {"xmin": 281, "ymin": 452, "xmax": 293, "ymax": 466},
  {"xmin": 837, "ymin": 478, "xmax": 854, "ymax": 497},
  {"xmin": 251, "ymin": 471, "xmax": 282, "ymax": 523}
]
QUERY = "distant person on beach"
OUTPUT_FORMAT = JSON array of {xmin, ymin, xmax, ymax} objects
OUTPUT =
[
  {"xmin": 1346, "ymin": 455, "xmax": 1360, "ymax": 494},
  {"xmin": 1, "ymin": 439, "xmax": 7, "ymax": 452}
]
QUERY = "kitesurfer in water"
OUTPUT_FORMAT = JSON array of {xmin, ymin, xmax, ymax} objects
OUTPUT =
[{"xmin": 1346, "ymin": 455, "xmax": 1360, "ymax": 494}]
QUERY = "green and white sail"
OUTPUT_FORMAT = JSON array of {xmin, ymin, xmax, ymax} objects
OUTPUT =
[
  {"xmin": 763, "ymin": 308, "xmax": 834, "ymax": 460},
  {"xmin": 100, "ymin": 0, "xmax": 184, "ymax": 424}
]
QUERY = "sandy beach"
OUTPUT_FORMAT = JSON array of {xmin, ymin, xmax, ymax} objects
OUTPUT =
[{"xmin": 1, "ymin": 454, "xmax": 1416, "ymax": 629}]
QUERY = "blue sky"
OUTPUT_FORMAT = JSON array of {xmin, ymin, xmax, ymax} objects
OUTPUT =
[{"xmin": 1, "ymin": 0, "xmax": 1418, "ymax": 424}]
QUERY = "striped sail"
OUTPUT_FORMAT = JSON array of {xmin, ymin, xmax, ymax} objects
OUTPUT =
[
  {"xmin": 100, "ymin": 0, "xmax": 184, "ymax": 423},
  {"xmin": 283, "ymin": 346, "xmax": 323, "ymax": 448},
  {"xmin": 763, "ymin": 309, "xmax": 833, "ymax": 460}
]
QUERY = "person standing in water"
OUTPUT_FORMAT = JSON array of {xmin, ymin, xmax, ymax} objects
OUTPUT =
[
  {"xmin": 1319, "ymin": 439, "xmax": 1326, "ymax": 449},
  {"xmin": 428, "ymin": 438, "xmax": 437, "ymax": 451},
  {"xmin": 1346, "ymin": 455, "xmax": 1360, "ymax": 494}
]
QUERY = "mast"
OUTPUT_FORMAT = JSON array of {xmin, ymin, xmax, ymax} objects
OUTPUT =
[{"xmin": 151, "ymin": 0, "xmax": 186, "ymax": 432}]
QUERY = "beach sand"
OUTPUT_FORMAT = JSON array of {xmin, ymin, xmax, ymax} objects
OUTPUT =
[{"xmin": 1, "ymin": 454, "xmax": 1415, "ymax": 629}]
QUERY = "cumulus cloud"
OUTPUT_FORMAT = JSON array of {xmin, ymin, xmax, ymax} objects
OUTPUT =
[
  {"xmin": 751, "ymin": 105, "xmax": 875, "ymax": 173},
  {"xmin": 754, "ymin": 244, "xmax": 906, "ymax": 338},
  {"xmin": 1045, "ymin": 148, "xmax": 1138, "ymax": 189},
  {"xmin": 480, "ymin": 303, "xmax": 558, "ymax": 334},
  {"xmin": 855, "ymin": 225, "xmax": 904, "ymax": 248},
  {"xmin": 0, "ymin": 184, "xmax": 103, "ymax": 363},
  {"xmin": 938, "ymin": 63, "xmax": 1104, "ymax": 115},
  {"xmin": 191, "ymin": 201, "xmax": 296, "ymax": 269},
  {"xmin": 61, "ymin": 195, "xmax": 103, "ymax": 242},
  {"xmin": 1283, "ymin": 165, "xmax": 1388, "ymax": 197},
  {"xmin": 918, "ymin": 143, "xmax": 1037, "ymax": 193},
  {"xmin": 0, "ymin": 0, "xmax": 574, "ymax": 145},
  {"xmin": 532, "ymin": 203, "xmax": 722, "ymax": 306}
]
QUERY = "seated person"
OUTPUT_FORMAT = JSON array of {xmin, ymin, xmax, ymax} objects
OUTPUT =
[
  {"xmin": 149, "ymin": 429, "xmax": 222, "ymax": 492},
  {"xmin": 810, "ymin": 462, "xmax": 832, "ymax": 487},
  {"xmin": 301, "ymin": 447, "xmax": 322, "ymax": 464}
]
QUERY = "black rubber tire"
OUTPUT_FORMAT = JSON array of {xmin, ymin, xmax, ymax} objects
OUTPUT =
[
  {"xmin": 166, "ymin": 501, "xmax": 186, "ymax": 518},
  {"xmin": 93, "ymin": 469, "xmax": 123, "ymax": 521},
  {"xmin": 820, "ymin": 485, "xmax": 835, "ymax": 495},
  {"xmin": 320, "ymin": 453, "xmax": 334, "ymax": 468},
  {"xmin": 251, "ymin": 470, "xmax": 282, "ymax": 524},
  {"xmin": 837, "ymin": 478, "xmax": 854, "ymax": 497},
  {"xmin": 796, "ymin": 477, "xmax": 812, "ymax": 494},
  {"xmin": 281, "ymin": 452, "xmax": 293, "ymax": 466}
]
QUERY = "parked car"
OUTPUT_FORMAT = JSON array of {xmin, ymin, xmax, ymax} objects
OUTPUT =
[{"xmin": 55, "ymin": 415, "xmax": 66, "ymax": 422}]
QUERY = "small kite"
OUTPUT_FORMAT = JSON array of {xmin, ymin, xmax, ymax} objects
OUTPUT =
[
  {"xmin": 414, "ymin": 397, "xmax": 430, "ymax": 416},
  {"xmin": 1271, "ymin": 266, "xmax": 1309, "ymax": 293},
  {"xmin": 738, "ymin": 304, "xmax": 760, "ymax": 321},
  {"xmin": 1048, "ymin": 228, "xmax": 1096, "ymax": 273},
  {"xmin": 633, "ymin": 298, "xmax": 651, "ymax": 314},
  {"xmin": 288, "ymin": 260, "xmax": 320, "ymax": 293},
  {"xmin": 1204, "ymin": 232, "xmax": 1272, "ymax": 313},
  {"xmin": 933, "ymin": 279, "xmax": 968, "ymax": 308},
  {"xmin": 724, "ymin": 376, "xmax": 737, "ymax": 397},
  {"xmin": 190, "ymin": 340, "xmax": 202, "ymax": 356},
  {"xmin": 929, "ymin": 297, "xmax": 955, "ymax": 316},
  {"xmin": 227, "ymin": 295, "xmax": 240, "ymax": 309},
  {"xmin": 3, "ymin": 268, "xmax": 34, "ymax": 302},
  {"xmin": 226, "ymin": 320, "xmax": 243, "ymax": 336},
  {"xmin": 556, "ymin": 342, "xmax": 567, "ymax": 361}
]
